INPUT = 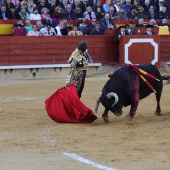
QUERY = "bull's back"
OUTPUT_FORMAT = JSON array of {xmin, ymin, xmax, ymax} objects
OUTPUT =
[
  {"xmin": 101, "ymin": 64, "xmax": 162, "ymax": 103},
  {"xmin": 136, "ymin": 64, "xmax": 163, "ymax": 99}
]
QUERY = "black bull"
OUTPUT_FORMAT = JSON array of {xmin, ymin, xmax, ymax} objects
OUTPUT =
[{"xmin": 95, "ymin": 64, "xmax": 167, "ymax": 123}]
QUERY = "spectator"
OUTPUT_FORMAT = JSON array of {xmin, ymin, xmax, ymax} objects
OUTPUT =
[
  {"xmin": 37, "ymin": 0, "xmax": 49, "ymax": 14},
  {"xmin": 117, "ymin": 5, "xmax": 128, "ymax": 20},
  {"xmin": 103, "ymin": 0, "xmax": 113, "ymax": 13},
  {"xmin": 114, "ymin": 0, "xmax": 121, "ymax": 12},
  {"xmin": 149, "ymin": 19, "xmax": 159, "ymax": 27},
  {"xmin": 81, "ymin": 0, "xmax": 90, "ymax": 13},
  {"xmin": 156, "ymin": 0, "xmax": 167, "ymax": 13},
  {"xmin": 63, "ymin": 3, "xmax": 77, "ymax": 20},
  {"xmin": 52, "ymin": 6, "xmax": 64, "ymax": 19},
  {"xmin": 143, "ymin": 24, "xmax": 155, "ymax": 35},
  {"xmin": 25, "ymin": 20, "xmax": 32, "ymax": 32},
  {"xmin": 165, "ymin": 0, "xmax": 170, "ymax": 12},
  {"xmin": 159, "ymin": 6, "xmax": 170, "ymax": 19},
  {"xmin": 90, "ymin": 21, "xmax": 104, "ymax": 35},
  {"xmin": 83, "ymin": 6, "xmax": 96, "ymax": 20},
  {"xmin": 143, "ymin": 0, "xmax": 151, "ymax": 12},
  {"xmin": 100, "ymin": 12, "xmax": 116, "ymax": 30},
  {"xmin": 158, "ymin": 18, "xmax": 170, "ymax": 26},
  {"xmin": 0, "ymin": 5, "xmax": 10, "ymax": 19},
  {"xmin": 27, "ymin": 0, "xmax": 36, "ymax": 14},
  {"xmin": 137, "ymin": 6, "xmax": 148, "ymax": 19},
  {"xmin": 72, "ymin": 0, "xmax": 81, "ymax": 10},
  {"xmin": 86, "ymin": 18, "xmax": 97, "ymax": 28},
  {"xmin": 124, "ymin": 0, "xmax": 132, "ymax": 13},
  {"xmin": 146, "ymin": 5, "xmax": 159, "ymax": 19},
  {"xmin": 29, "ymin": 7, "xmax": 41, "ymax": 20},
  {"xmin": 13, "ymin": 18, "xmax": 25, "ymax": 27},
  {"xmin": 63, "ymin": 18, "xmax": 72, "ymax": 29},
  {"xmin": 116, "ymin": 25, "xmax": 128, "ymax": 41},
  {"xmin": 19, "ymin": 7, "xmax": 30, "ymax": 20},
  {"xmin": 128, "ymin": 21, "xmax": 135, "ymax": 31},
  {"xmin": 61, "ymin": 0, "xmax": 69, "ymax": 11},
  {"xmin": 68, "ymin": 24, "xmax": 83, "ymax": 35},
  {"xmin": 127, "ymin": 5, "xmax": 138, "ymax": 19},
  {"xmin": 79, "ymin": 19, "xmax": 88, "ymax": 35},
  {"xmin": 10, "ymin": 0, "xmax": 20, "ymax": 8},
  {"xmin": 9, "ymin": 5, "xmax": 20, "ymax": 19},
  {"xmin": 27, "ymin": 24, "xmax": 39, "ymax": 36},
  {"xmin": 40, "ymin": 22, "xmax": 56, "ymax": 36},
  {"xmin": 87, "ymin": 0, "xmax": 95, "ymax": 7},
  {"xmin": 17, "ymin": 0, "xmax": 29, "ymax": 13},
  {"xmin": 41, "ymin": 7, "xmax": 51, "ymax": 20},
  {"xmin": 136, "ymin": 18, "xmax": 146, "ymax": 27},
  {"xmin": 36, "ymin": 20, "xmax": 44, "ymax": 30},
  {"xmin": 13, "ymin": 19, "xmax": 27, "ymax": 36},
  {"xmin": 48, "ymin": 0, "xmax": 60, "ymax": 17},
  {"xmin": 109, "ymin": 6, "xmax": 118, "ymax": 19},
  {"xmin": 80, "ymin": 18, "xmax": 97, "ymax": 35},
  {"xmin": 129, "ymin": 21, "xmax": 135, "ymax": 28},
  {"xmin": 75, "ymin": 6, "xmax": 84, "ymax": 18},
  {"xmin": 125, "ymin": 23, "xmax": 135, "ymax": 34},
  {"xmin": 133, "ymin": 0, "xmax": 140, "ymax": 9},
  {"xmin": 54, "ymin": 19, "xmax": 68, "ymax": 35},
  {"xmin": 92, "ymin": 0, "xmax": 104, "ymax": 13},
  {"xmin": 52, "ymin": 0, "xmax": 63, "ymax": 8},
  {"xmin": 95, "ymin": 7, "xmax": 104, "ymax": 19},
  {"xmin": 5, "ymin": 0, "xmax": 14, "ymax": 13}
]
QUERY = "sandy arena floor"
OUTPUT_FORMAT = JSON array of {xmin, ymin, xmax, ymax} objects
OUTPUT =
[{"xmin": 0, "ymin": 72, "xmax": 170, "ymax": 170}]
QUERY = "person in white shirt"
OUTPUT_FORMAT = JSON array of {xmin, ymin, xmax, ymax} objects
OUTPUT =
[
  {"xmin": 27, "ymin": 24, "xmax": 39, "ymax": 36},
  {"xmin": 29, "ymin": 7, "xmax": 41, "ymax": 20},
  {"xmin": 40, "ymin": 22, "xmax": 56, "ymax": 36},
  {"xmin": 54, "ymin": 20, "xmax": 68, "ymax": 36},
  {"xmin": 114, "ymin": 0, "xmax": 121, "ymax": 12}
]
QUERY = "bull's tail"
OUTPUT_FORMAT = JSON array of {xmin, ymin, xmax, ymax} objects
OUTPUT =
[
  {"xmin": 161, "ymin": 75, "xmax": 170, "ymax": 85},
  {"xmin": 95, "ymin": 98, "xmax": 100, "ymax": 113}
]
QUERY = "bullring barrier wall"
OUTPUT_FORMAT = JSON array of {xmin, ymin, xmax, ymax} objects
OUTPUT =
[{"xmin": 0, "ymin": 34, "xmax": 170, "ymax": 79}]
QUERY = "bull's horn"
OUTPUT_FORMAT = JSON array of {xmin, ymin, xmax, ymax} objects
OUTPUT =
[
  {"xmin": 107, "ymin": 92, "xmax": 119, "ymax": 107},
  {"xmin": 95, "ymin": 98, "xmax": 100, "ymax": 113}
]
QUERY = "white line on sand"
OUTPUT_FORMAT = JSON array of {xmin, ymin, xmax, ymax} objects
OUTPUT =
[
  {"xmin": 64, "ymin": 152, "xmax": 118, "ymax": 170},
  {"xmin": 0, "ymin": 96, "xmax": 46, "ymax": 103},
  {"xmin": 43, "ymin": 128, "xmax": 119, "ymax": 170}
]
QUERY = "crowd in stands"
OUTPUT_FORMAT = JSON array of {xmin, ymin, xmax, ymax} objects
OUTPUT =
[{"xmin": 0, "ymin": 0, "xmax": 170, "ymax": 36}]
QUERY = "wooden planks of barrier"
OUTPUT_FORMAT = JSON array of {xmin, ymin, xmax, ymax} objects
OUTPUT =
[
  {"xmin": 0, "ymin": 36, "xmax": 117, "ymax": 66},
  {"xmin": 119, "ymin": 35, "xmax": 160, "ymax": 67}
]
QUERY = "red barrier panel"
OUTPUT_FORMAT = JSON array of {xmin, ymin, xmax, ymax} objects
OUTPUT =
[{"xmin": 119, "ymin": 35, "xmax": 160, "ymax": 67}]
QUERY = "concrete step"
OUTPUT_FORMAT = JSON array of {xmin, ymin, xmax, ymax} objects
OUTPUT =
[{"xmin": 0, "ymin": 63, "xmax": 102, "ymax": 80}]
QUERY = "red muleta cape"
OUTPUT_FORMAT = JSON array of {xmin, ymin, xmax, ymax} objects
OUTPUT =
[{"xmin": 45, "ymin": 83, "xmax": 97, "ymax": 123}]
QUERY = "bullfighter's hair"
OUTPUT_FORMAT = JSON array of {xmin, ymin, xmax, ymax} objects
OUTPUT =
[{"xmin": 78, "ymin": 41, "xmax": 88, "ymax": 52}]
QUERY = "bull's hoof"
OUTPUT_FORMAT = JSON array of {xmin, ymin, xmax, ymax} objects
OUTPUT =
[
  {"xmin": 126, "ymin": 114, "xmax": 133, "ymax": 125},
  {"xmin": 154, "ymin": 111, "xmax": 161, "ymax": 116},
  {"xmin": 102, "ymin": 116, "xmax": 109, "ymax": 123},
  {"xmin": 154, "ymin": 107, "xmax": 161, "ymax": 116},
  {"xmin": 114, "ymin": 113, "xmax": 122, "ymax": 117},
  {"xmin": 126, "ymin": 120, "xmax": 133, "ymax": 125}
]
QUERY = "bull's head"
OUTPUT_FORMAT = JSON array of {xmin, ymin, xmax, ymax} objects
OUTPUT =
[{"xmin": 95, "ymin": 92, "xmax": 123, "ymax": 117}]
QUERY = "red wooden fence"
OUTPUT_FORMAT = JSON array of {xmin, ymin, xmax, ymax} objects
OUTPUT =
[{"xmin": 0, "ymin": 35, "xmax": 170, "ymax": 66}]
